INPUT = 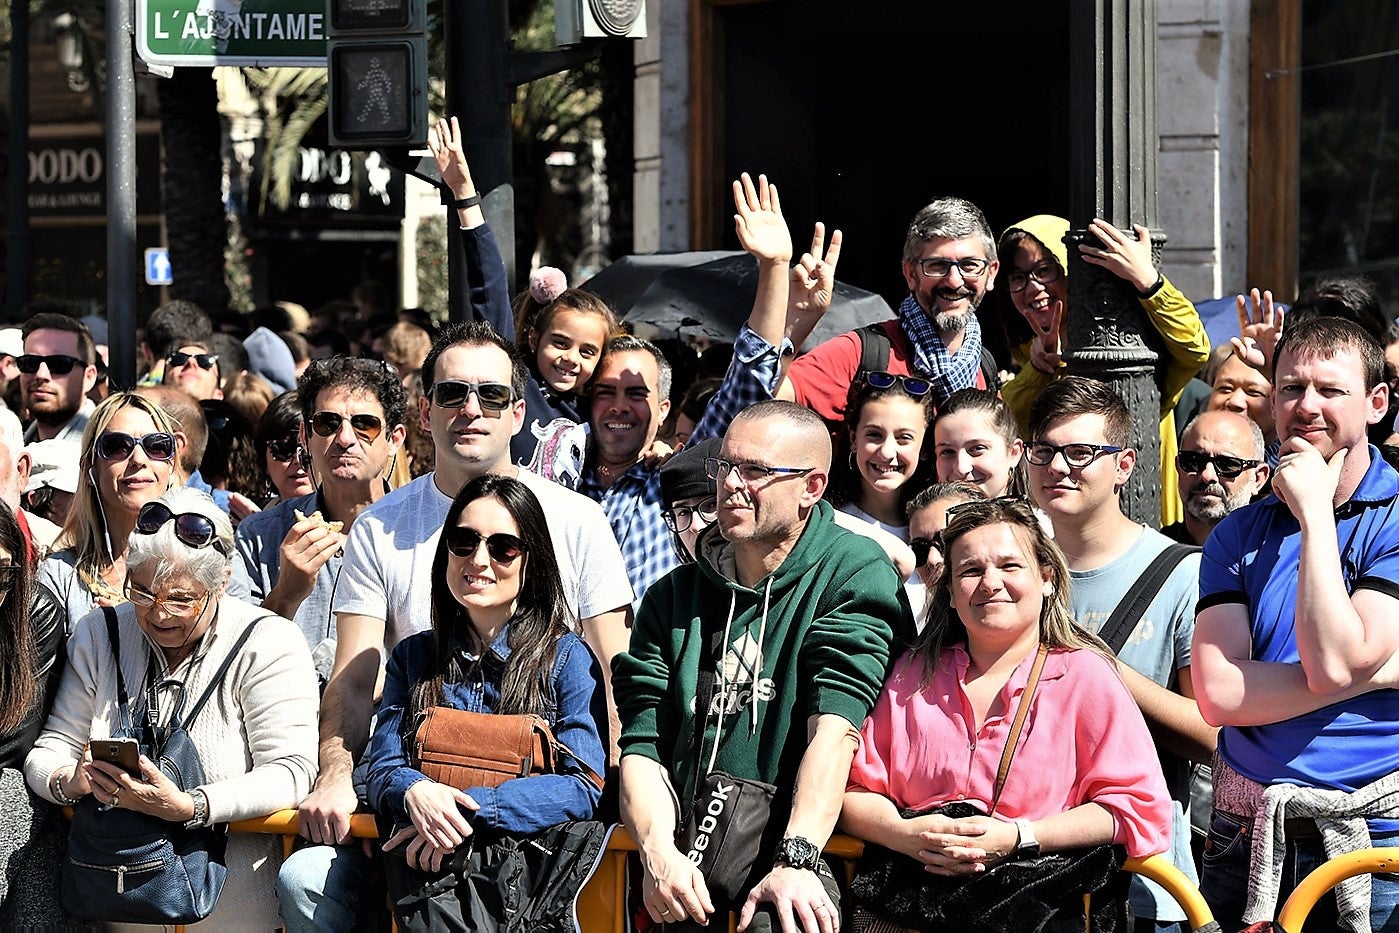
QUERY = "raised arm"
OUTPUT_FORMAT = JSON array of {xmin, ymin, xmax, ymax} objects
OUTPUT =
[{"xmin": 732, "ymin": 172, "xmax": 792, "ymax": 348}]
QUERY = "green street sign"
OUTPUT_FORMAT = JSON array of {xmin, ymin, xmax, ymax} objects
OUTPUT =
[{"xmin": 136, "ymin": 0, "xmax": 329, "ymax": 67}]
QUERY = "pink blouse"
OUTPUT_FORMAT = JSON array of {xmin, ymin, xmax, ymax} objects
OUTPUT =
[{"xmin": 847, "ymin": 645, "xmax": 1171, "ymax": 858}]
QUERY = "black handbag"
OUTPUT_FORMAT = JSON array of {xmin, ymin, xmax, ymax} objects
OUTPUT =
[{"xmin": 60, "ymin": 607, "xmax": 264, "ymax": 925}]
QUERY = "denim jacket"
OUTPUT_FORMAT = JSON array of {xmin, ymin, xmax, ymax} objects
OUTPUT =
[{"xmin": 364, "ymin": 626, "xmax": 607, "ymax": 834}]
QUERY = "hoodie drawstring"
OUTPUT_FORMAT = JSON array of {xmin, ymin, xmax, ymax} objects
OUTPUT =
[
  {"xmin": 751, "ymin": 578, "xmax": 772, "ymax": 736},
  {"xmin": 705, "ymin": 589, "xmax": 739, "ymax": 778}
]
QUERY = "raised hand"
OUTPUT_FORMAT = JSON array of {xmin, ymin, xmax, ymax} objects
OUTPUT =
[
  {"xmin": 733, "ymin": 173, "xmax": 793, "ymax": 265},
  {"xmin": 428, "ymin": 115, "xmax": 475, "ymax": 201},
  {"xmin": 787, "ymin": 223, "xmax": 843, "ymax": 353},
  {"xmin": 1231, "ymin": 287, "xmax": 1284, "ymax": 372},
  {"xmin": 1079, "ymin": 220, "xmax": 1159, "ymax": 293},
  {"xmin": 1028, "ymin": 298, "xmax": 1064, "ymax": 374}
]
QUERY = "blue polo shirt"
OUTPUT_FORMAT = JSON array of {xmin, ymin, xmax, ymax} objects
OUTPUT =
[{"xmin": 1198, "ymin": 446, "xmax": 1399, "ymax": 794}]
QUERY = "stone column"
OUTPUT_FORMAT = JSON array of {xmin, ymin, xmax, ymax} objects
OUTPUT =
[{"xmin": 1064, "ymin": 0, "xmax": 1164, "ymax": 527}]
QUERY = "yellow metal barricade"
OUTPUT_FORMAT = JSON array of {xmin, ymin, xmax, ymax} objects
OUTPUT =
[{"xmin": 1274, "ymin": 847, "xmax": 1399, "ymax": 933}]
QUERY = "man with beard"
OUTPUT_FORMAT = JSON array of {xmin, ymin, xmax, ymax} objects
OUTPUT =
[
  {"xmin": 1163, "ymin": 411, "xmax": 1270, "ymax": 545},
  {"xmin": 778, "ymin": 197, "xmax": 1000, "ymax": 426},
  {"xmin": 19, "ymin": 313, "xmax": 97, "ymax": 444}
]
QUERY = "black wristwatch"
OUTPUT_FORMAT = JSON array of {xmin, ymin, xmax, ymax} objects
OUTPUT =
[{"xmin": 773, "ymin": 836, "xmax": 821, "ymax": 872}]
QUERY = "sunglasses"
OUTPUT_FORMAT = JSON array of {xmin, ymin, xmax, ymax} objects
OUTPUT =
[
  {"xmin": 310, "ymin": 411, "xmax": 384, "ymax": 443},
  {"xmin": 1176, "ymin": 450, "xmax": 1260, "ymax": 479},
  {"xmin": 266, "ymin": 436, "xmax": 301, "ymax": 463},
  {"xmin": 17, "ymin": 353, "xmax": 84, "ymax": 376},
  {"xmin": 443, "ymin": 526, "xmax": 526, "ymax": 563},
  {"xmin": 430, "ymin": 380, "xmax": 515, "ymax": 412},
  {"xmin": 135, "ymin": 502, "xmax": 229, "ymax": 555},
  {"xmin": 944, "ymin": 495, "xmax": 1036, "ymax": 524},
  {"xmin": 167, "ymin": 351, "xmax": 219, "ymax": 371},
  {"xmin": 863, "ymin": 371, "xmax": 933, "ymax": 398},
  {"xmin": 95, "ymin": 431, "xmax": 177, "ymax": 462},
  {"xmin": 909, "ymin": 536, "xmax": 941, "ymax": 569}
]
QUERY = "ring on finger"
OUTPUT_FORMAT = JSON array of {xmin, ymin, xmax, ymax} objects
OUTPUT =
[{"xmin": 110, "ymin": 790, "xmax": 120, "ymax": 805}]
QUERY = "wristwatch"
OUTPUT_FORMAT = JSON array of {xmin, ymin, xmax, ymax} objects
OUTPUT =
[
  {"xmin": 773, "ymin": 836, "xmax": 821, "ymax": 872},
  {"xmin": 185, "ymin": 789, "xmax": 210, "ymax": 830},
  {"xmin": 1013, "ymin": 818, "xmax": 1040, "ymax": 859}
]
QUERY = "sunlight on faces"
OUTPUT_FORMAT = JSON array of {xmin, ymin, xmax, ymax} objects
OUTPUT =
[
  {"xmin": 1176, "ymin": 412, "xmax": 1267, "ymax": 524},
  {"xmin": 127, "ymin": 565, "xmax": 221, "ymax": 661},
  {"xmin": 670, "ymin": 493, "xmax": 715, "ymax": 561},
  {"xmin": 447, "ymin": 496, "xmax": 525, "ymax": 634},
  {"xmin": 1271, "ymin": 345, "xmax": 1388, "ymax": 460},
  {"xmin": 934, "ymin": 410, "xmax": 1023, "ymax": 498},
  {"xmin": 907, "ymin": 497, "xmax": 960, "ymax": 587},
  {"xmin": 1008, "ymin": 239, "xmax": 1067, "ymax": 336},
  {"xmin": 1209, "ymin": 354, "xmax": 1275, "ymax": 440},
  {"xmin": 900, "ymin": 236, "xmax": 997, "ymax": 333},
  {"xmin": 716, "ymin": 417, "xmax": 824, "ymax": 545},
  {"xmin": 589, "ymin": 350, "xmax": 669, "ymax": 466},
  {"xmin": 21, "ymin": 328, "xmax": 95, "ymax": 425},
  {"xmin": 947, "ymin": 521, "xmax": 1052, "ymax": 653},
  {"xmin": 93, "ymin": 405, "xmax": 176, "ymax": 520},
  {"xmin": 306, "ymin": 386, "xmax": 403, "ymax": 485},
  {"xmin": 266, "ymin": 440, "xmax": 314, "ymax": 499},
  {"xmin": 162, "ymin": 344, "xmax": 221, "ymax": 401},
  {"xmin": 533, "ymin": 308, "xmax": 610, "ymax": 395},
  {"xmin": 421, "ymin": 344, "xmax": 524, "ymax": 472},
  {"xmin": 1027, "ymin": 413, "xmax": 1134, "ymax": 521},
  {"xmin": 851, "ymin": 395, "xmax": 927, "ymax": 500}
]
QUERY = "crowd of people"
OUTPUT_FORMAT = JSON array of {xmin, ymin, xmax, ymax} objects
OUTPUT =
[{"xmin": 0, "ymin": 116, "xmax": 1396, "ymax": 932}]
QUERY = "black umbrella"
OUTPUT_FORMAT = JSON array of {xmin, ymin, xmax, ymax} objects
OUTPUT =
[{"xmin": 582, "ymin": 251, "xmax": 895, "ymax": 348}]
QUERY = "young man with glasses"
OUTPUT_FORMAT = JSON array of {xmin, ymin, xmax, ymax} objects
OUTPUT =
[
  {"xmin": 278, "ymin": 322, "xmax": 633, "ymax": 933},
  {"xmin": 779, "ymin": 196, "xmax": 1001, "ymax": 424},
  {"xmin": 614, "ymin": 400, "xmax": 909, "ymax": 933},
  {"xmin": 232, "ymin": 357, "xmax": 406, "ymax": 653},
  {"xmin": 19, "ymin": 313, "xmax": 97, "ymax": 444},
  {"xmin": 1026, "ymin": 376, "xmax": 1216, "ymax": 933},
  {"xmin": 1163, "ymin": 410, "xmax": 1270, "ymax": 546}
]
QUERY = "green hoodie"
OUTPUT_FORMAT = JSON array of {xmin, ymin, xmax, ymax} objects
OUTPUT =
[{"xmin": 614, "ymin": 500, "xmax": 910, "ymax": 811}]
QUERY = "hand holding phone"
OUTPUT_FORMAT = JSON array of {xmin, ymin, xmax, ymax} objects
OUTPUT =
[{"xmin": 92, "ymin": 737, "xmax": 141, "ymax": 774}]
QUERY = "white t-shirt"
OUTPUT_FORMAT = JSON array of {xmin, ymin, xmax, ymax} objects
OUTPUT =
[{"xmin": 332, "ymin": 469, "xmax": 634, "ymax": 653}]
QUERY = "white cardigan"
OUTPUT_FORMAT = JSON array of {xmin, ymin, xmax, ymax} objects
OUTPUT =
[{"xmin": 25, "ymin": 595, "xmax": 320, "ymax": 930}]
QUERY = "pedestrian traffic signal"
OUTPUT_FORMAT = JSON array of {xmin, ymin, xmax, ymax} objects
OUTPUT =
[{"xmin": 327, "ymin": 0, "xmax": 428, "ymax": 148}]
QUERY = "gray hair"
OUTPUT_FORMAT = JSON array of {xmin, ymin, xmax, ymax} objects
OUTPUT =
[
  {"xmin": 126, "ymin": 486, "xmax": 234, "ymax": 593},
  {"xmin": 604, "ymin": 335, "xmax": 673, "ymax": 401},
  {"xmin": 902, "ymin": 197, "xmax": 997, "ymax": 263},
  {"xmin": 1182, "ymin": 410, "xmax": 1267, "ymax": 462}
]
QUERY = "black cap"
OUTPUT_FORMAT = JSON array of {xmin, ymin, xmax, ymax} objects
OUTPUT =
[{"xmin": 660, "ymin": 437, "xmax": 721, "ymax": 505}]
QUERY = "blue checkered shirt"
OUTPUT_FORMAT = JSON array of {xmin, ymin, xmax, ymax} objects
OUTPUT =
[{"xmin": 579, "ymin": 324, "xmax": 784, "ymax": 601}]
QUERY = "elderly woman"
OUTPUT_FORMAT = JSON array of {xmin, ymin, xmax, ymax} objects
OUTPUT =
[
  {"xmin": 38, "ymin": 391, "xmax": 183, "ymax": 630},
  {"xmin": 25, "ymin": 487, "xmax": 319, "ymax": 930}
]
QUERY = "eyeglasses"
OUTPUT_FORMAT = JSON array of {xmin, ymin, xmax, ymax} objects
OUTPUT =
[
  {"xmin": 704, "ymin": 458, "xmax": 814, "ymax": 485},
  {"xmin": 430, "ymin": 380, "xmax": 515, "ymax": 412},
  {"xmin": 1024, "ymin": 442, "xmax": 1124, "ymax": 468},
  {"xmin": 1007, "ymin": 262, "xmax": 1063, "ymax": 294},
  {"xmin": 134, "ymin": 501, "xmax": 230, "ymax": 555},
  {"xmin": 863, "ymin": 371, "xmax": 933, "ymax": 398},
  {"xmin": 1176, "ymin": 450, "xmax": 1260, "ymax": 479},
  {"xmin": 167, "ymin": 351, "xmax": 218, "ymax": 371},
  {"xmin": 663, "ymin": 497, "xmax": 718, "ymax": 534},
  {"xmin": 95, "ymin": 431, "xmax": 177, "ymax": 463},
  {"xmin": 17, "ymin": 353, "xmax": 84, "ymax": 375},
  {"xmin": 124, "ymin": 580, "xmax": 211, "ymax": 619},
  {"xmin": 266, "ymin": 436, "xmax": 301, "ymax": 463},
  {"xmin": 909, "ymin": 536, "xmax": 941, "ymax": 568},
  {"xmin": 310, "ymin": 411, "xmax": 384, "ymax": 444},
  {"xmin": 913, "ymin": 257, "xmax": 991, "ymax": 279},
  {"xmin": 443, "ymin": 526, "xmax": 526, "ymax": 563}
]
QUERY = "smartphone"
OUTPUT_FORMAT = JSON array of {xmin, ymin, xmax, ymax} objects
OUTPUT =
[{"xmin": 92, "ymin": 737, "xmax": 141, "ymax": 773}]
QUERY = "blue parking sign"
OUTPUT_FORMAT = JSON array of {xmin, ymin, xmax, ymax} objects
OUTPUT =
[{"xmin": 145, "ymin": 247, "xmax": 173, "ymax": 286}]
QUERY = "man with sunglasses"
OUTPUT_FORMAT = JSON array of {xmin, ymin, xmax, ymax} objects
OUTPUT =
[
  {"xmin": 778, "ymin": 197, "xmax": 1000, "ymax": 426},
  {"xmin": 136, "ymin": 299, "xmax": 215, "ymax": 387},
  {"xmin": 232, "ymin": 358, "xmax": 406, "ymax": 653},
  {"xmin": 1026, "ymin": 377, "xmax": 1216, "ymax": 933},
  {"xmin": 1162, "ymin": 411, "xmax": 1270, "ymax": 547},
  {"xmin": 161, "ymin": 343, "xmax": 223, "ymax": 401},
  {"xmin": 19, "ymin": 313, "xmax": 97, "ymax": 444}
]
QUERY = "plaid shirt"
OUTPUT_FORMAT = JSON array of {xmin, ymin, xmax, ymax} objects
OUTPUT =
[{"xmin": 579, "ymin": 324, "xmax": 784, "ymax": 601}]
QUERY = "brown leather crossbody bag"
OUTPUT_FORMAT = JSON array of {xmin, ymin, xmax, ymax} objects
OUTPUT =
[{"xmin": 412, "ymin": 707, "xmax": 603, "ymax": 791}]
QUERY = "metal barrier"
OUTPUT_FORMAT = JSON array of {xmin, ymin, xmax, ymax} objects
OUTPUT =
[
  {"xmin": 1273, "ymin": 847, "xmax": 1399, "ymax": 933},
  {"xmin": 1122, "ymin": 855, "xmax": 1219, "ymax": 932}
]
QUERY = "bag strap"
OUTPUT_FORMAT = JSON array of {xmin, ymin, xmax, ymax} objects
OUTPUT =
[
  {"xmin": 856, "ymin": 322, "xmax": 893, "ymax": 376},
  {"xmin": 1097, "ymin": 543, "xmax": 1199, "ymax": 656},
  {"xmin": 102, "ymin": 606, "xmax": 134, "ymax": 735},
  {"xmin": 687, "ymin": 618, "xmax": 729, "ymax": 805},
  {"xmin": 177, "ymin": 614, "xmax": 271, "ymax": 732},
  {"xmin": 989, "ymin": 643, "xmax": 1049, "ymax": 817},
  {"xmin": 550, "ymin": 734, "xmax": 606, "ymax": 792}
]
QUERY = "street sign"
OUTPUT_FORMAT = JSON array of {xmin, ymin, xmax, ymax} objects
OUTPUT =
[
  {"xmin": 145, "ymin": 247, "xmax": 173, "ymax": 286},
  {"xmin": 136, "ymin": 0, "xmax": 328, "ymax": 67}
]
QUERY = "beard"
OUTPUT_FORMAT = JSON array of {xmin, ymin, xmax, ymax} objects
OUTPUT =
[{"xmin": 1185, "ymin": 482, "xmax": 1252, "ymax": 523}]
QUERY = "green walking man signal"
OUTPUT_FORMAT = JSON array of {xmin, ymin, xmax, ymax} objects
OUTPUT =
[{"xmin": 327, "ymin": 0, "xmax": 428, "ymax": 148}]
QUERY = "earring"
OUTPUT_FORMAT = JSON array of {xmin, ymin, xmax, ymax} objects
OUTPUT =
[
  {"xmin": 1042, "ymin": 581, "xmax": 1054, "ymax": 597},
  {"xmin": 848, "ymin": 451, "xmax": 856, "ymax": 471}
]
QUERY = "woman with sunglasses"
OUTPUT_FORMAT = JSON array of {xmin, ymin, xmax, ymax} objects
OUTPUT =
[
  {"xmin": 26, "ymin": 487, "xmax": 319, "ymax": 930},
  {"xmin": 0, "ymin": 501, "xmax": 67, "ymax": 925},
  {"xmin": 363, "ymin": 474, "xmax": 605, "ymax": 914},
  {"xmin": 841, "ymin": 496, "xmax": 1171, "ymax": 931},
  {"xmin": 903, "ymin": 482, "xmax": 986, "ymax": 629},
  {"xmin": 37, "ymin": 391, "xmax": 184, "ymax": 633},
  {"xmin": 254, "ymin": 391, "xmax": 316, "ymax": 505}
]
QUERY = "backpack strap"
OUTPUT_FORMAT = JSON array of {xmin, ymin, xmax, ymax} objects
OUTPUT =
[
  {"xmin": 177, "ymin": 614, "xmax": 272, "ymax": 731},
  {"xmin": 979, "ymin": 346, "xmax": 1002, "ymax": 392},
  {"xmin": 855, "ymin": 322, "xmax": 893, "ymax": 376},
  {"xmin": 1097, "ymin": 544, "xmax": 1200, "ymax": 656}
]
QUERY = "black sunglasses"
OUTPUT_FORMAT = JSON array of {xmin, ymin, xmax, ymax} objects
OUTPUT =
[
  {"xmin": 863, "ymin": 371, "xmax": 933, "ymax": 398},
  {"xmin": 430, "ymin": 380, "xmax": 515, "ymax": 412},
  {"xmin": 909, "ymin": 536, "xmax": 941, "ymax": 569},
  {"xmin": 266, "ymin": 436, "xmax": 300, "ymax": 462},
  {"xmin": 310, "ymin": 411, "xmax": 384, "ymax": 443},
  {"xmin": 135, "ymin": 502, "xmax": 229, "ymax": 555},
  {"xmin": 167, "ymin": 351, "xmax": 219, "ymax": 371},
  {"xmin": 17, "ymin": 353, "xmax": 84, "ymax": 376},
  {"xmin": 95, "ymin": 431, "xmax": 177, "ymax": 462},
  {"xmin": 1176, "ymin": 450, "xmax": 1260, "ymax": 479},
  {"xmin": 443, "ymin": 526, "xmax": 526, "ymax": 563}
]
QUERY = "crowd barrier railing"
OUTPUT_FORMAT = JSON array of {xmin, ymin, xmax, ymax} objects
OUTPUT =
[{"xmin": 1273, "ymin": 846, "xmax": 1399, "ymax": 933}]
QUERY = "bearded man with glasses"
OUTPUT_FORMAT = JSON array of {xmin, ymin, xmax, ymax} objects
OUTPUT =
[
  {"xmin": 20, "ymin": 313, "xmax": 98, "ymax": 444},
  {"xmin": 1162, "ymin": 410, "xmax": 1270, "ymax": 547}
]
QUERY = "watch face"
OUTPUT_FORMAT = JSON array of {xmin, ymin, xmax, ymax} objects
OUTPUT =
[{"xmin": 777, "ymin": 836, "xmax": 820, "ymax": 869}]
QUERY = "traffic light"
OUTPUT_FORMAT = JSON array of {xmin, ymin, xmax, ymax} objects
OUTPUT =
[{"xmin": 327, "ymin": 0, "xmax": 428, "ymax": 148}]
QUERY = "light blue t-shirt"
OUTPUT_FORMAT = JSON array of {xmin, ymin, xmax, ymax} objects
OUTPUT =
[
  {"xmin": 1070, "ymin": 524, "xmax": 1200, "ymax": 923},
  {"xmin": 232, "ymin": 491, "xmax": 341, "ymax": 654}
]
